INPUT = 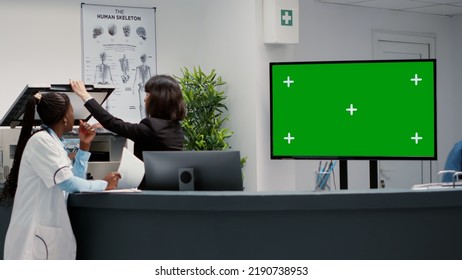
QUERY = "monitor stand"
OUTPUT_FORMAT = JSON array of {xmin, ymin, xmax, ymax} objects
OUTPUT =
[
  {"xmin": 339, "ymin": 160, "xmax": 379, "ymax": 190},
  {"xmin": 339, "ymin": 160, "xmax": 348, "ymax": 190}
]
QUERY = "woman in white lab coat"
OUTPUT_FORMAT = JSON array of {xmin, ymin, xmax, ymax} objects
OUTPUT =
[{"xmin": 2, "ymin": 92, "xmax": 121, "ymax": 260}]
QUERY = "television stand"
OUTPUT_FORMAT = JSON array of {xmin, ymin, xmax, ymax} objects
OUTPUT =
[{"xmin": 339, "ymin": 160, "xmax": 379, "ymax": 189}]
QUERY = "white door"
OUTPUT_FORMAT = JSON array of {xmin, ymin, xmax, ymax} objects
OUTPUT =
[
  {"xmin": 375, "ymin": 41, "xmax": 429, "ymax": 59},
  {"xmin": 373, "ymin": 31, "xmax": 437, "ymax": 189}
]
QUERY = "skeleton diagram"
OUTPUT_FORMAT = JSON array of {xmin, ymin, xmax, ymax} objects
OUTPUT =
[
  {"xmin": 119, "ymin": 54, "xmax": 130, "ymax": 83},
  {"xmin": 94, "ymin": 52, "xmax": 113, "ymax": 110},
  {"xmin": 122, "ymin": 25, "xmax": 131, "ymax": 37},
  {"xmin": 133, "ymin": 54, "xmax": 151, "ymax": 119},
  {"xmin": 94, "ymin": 52, "xmax": 113, "ymax": 85},
  {"xmin": 92, "ymin": 26, "xmax": 104, "ymax": 38}
]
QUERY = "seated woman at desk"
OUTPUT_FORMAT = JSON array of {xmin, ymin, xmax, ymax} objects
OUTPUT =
[
  {"xmin": 2, "ymin": 92, "xmax": 120, "ymax": 260},
  {"xmin": 69, "ymin": 76, "xmax": 186, "ymax": 161},
  {"xmin": 442, "ymin": 140, "xmax": 462, "ymax": 182}
]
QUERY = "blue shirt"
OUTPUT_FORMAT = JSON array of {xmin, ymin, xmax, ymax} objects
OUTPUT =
[
  {"xmin": 442, "ymin": 140, "xmax": 462, "ymax": 182},
  {"xmin": 42, "ymin": 126, "xmax": 107, "ymax": 192},
  {"xmin": 58, "ymin": 149, "xmax": 107, "ymax": 193}
]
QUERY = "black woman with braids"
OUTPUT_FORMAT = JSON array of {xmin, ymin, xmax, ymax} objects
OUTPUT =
[{"xmin": 2, "ymin": 92, "xmax": 121, "ymax": 260}]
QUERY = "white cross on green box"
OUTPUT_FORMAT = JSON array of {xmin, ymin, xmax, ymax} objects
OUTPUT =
[{"xmin": 281, "ymin": 10, "xmax": 293, "ymax": 26}]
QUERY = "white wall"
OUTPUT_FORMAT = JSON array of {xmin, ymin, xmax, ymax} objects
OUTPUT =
[
  {"xmin": 449, "ymin": 16, "xmax": 462, "ymax": 146},
  {"xmin": 0, "ymin": 0, "xmax": 203, "ymax": 114},
  {"xmin": 0, "ymin": 0, "xmax": 461, "ymax": 191},
  {"xmin": 192, "ymin": 0, "xmax": 260, "ymax": 191}
]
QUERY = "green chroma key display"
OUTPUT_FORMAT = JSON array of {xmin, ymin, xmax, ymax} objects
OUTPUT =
[{"xmin": 270, "ymin": 59, "xmax": 437, "ymax": 159}]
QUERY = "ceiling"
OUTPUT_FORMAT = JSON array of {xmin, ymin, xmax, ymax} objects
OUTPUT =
[{"xmin": 317, "ymin": 0, "xmax": 462, "ymax": 16}]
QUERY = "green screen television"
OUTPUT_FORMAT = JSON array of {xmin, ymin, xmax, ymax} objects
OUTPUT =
[{"xmin": 270, "ymin": 59, "xmax": 437, "ymax": 160}]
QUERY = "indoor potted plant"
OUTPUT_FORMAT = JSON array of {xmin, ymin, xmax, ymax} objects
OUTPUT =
[{"xmin": 176, "ymin": 66, "xmax": 246, "ymax": 166}]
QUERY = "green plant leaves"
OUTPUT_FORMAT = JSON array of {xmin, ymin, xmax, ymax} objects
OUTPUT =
[{"xmin": 175, "ymin": 66, "xmax": 233, "ymax": 151}]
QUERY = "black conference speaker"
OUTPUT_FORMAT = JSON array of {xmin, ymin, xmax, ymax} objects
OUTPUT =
[{"xmin": 178, "ymin": 168, "xmax": 194, "ymax": 191}]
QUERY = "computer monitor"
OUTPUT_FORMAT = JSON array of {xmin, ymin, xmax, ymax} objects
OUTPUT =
[{"xmin": 142, "ymin": 150, "xmax": 243, "ymax": 191}]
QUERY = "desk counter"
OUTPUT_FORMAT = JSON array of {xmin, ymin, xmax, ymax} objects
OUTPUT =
[{"xmin": 66, "ymin": 188, "xmax": 462, "ymax": 259}]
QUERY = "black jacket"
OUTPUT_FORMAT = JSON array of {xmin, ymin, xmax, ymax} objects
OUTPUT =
[{"xmin": 84, "ymin": 98, "xmax": 184, "ymax": 161}]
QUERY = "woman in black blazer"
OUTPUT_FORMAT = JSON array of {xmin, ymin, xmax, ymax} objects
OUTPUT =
[{"xmin": 70, "ymin": 75, "xmax": 186, "ymax": 161}]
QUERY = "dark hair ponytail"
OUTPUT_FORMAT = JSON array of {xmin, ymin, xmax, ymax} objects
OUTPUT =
[
  {"xmin": 0, "ymin": 97, "xmax": 37, "ymax": 205},
  {"xmin": 0, "ymin": 93, "xmax": 69, "ymax": 205}
]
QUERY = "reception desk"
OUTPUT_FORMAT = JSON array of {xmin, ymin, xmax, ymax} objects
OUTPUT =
[
  {"xmin": 67, "ymin": 188, "xmax": 462, "ymax": 260},
  {"xmin": 2, "ymin": 187, "xmax": 462, "ymax": 259}
]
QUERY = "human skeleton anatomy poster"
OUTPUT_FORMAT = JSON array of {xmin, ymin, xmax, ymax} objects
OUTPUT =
[{"xmin": 81, "ymin": 4, "xmax": 156, "ymax": 123}]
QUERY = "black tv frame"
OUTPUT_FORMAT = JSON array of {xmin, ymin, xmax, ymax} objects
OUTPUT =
[
  {"xmin": 269, "ymin": 59, "xmax": 437, "ymax": 161},
  {"xmin": 270, "ymin": 59, "xmax": 437, "ymax": 189}
]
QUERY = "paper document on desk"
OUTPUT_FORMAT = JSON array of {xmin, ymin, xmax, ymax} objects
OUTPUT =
[
  {"xmin": 117, "ymin": 147, "xmax": 145, "ymax": 189},
  {"xmin": 411, "ymin": 181, "xmax": 462, "ymax": 190}
]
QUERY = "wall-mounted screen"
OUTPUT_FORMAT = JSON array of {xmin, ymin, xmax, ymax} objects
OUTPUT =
[{"xmin": 270, "ymin": 59, "xmax": 437, "ymax": 160}]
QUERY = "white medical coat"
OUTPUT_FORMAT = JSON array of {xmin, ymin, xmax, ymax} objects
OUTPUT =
[{"xmin": 4, "ymin": 130, "xmax": 78, "ymax": 259}]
